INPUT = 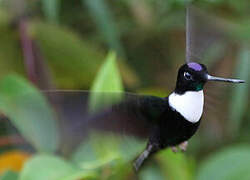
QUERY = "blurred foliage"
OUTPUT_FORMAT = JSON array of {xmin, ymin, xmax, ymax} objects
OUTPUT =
[
  {"xmin": 0, "ymin": 0, "xmax": 249, "ymax": 179},
  {"xmin": 229, "ymin": 46, "xmax": 249, "ymax": 134},
  {"xmin": 19, "ymin": 155, "xmax": 95, "ymax": 180},
  {"xmin": 156, "ymin": 150, "xmax": 195, "ymax": 180},
  {"xmin": 89, "ymin": 51, "xmax": 124, "ymax": 113},
  {"xmin": 0, "ymin": 75, "xmax": 60, "ymax": 153},
  {"xmin": 0, "ymin": 170, "xmax": 18, "ymax": 180},
  {"xmin": 197, "ymin": 145, "xmax": 250, "ymax": 180},
  {"xmin": 83, "ymin": 0, "xmax": 125, "ymax": 57},
  {"xmin": 41, "ymin": 0, "xmax": 60, "ymax": 23}
]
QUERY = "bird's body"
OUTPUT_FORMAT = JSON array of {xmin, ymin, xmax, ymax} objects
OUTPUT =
[
  {"xmin": 156, "ymin": 93, "xmax": 202, "ymax": 147},
  {"xmin": 113, "ymin": 90, "xmax": 203, "ymax": 147}
]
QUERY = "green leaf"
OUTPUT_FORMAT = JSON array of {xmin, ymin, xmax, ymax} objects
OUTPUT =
[
  {"xmin": 19, "ymin": 154, "xmax": 95, "ymax": 180},
  {"xmin": 71, "ymin": 132, "xmax": 121, "ymax": 170},
  {"xmin": 71, "ymin": 132, "xmax": 144, "ymax": 172},
  {"xmin": 42, "ymin": 0, "xmax": 60, "ymax": 23},
  {"xmin": 0, "ymin": 170, "xmax": 18, "ymax": 180},
  {"xmin": 229, "ymin": 46, "xmax": 249, "ymax": 134},
  {"xmin": 197, "ymin": 145, "xmax": 250, "ymax": 180},
  {"xmin": 29, "ymin": 22, "xmax": 137, "ymax": 88},
  {"xmin": 90, "ymin": 52, "xmax": 123, "ymax": 92},
  {"xmin": 83, "ymin": 0, "xmax": 125, "ymax": 57},
  {"xmin": 30, "ymin": 21, "xmax": 102, "ymax": 88},
  {"xmin": 0, "ymin": 75, "xmax": 59, "ymax": 153},
  {"xmin": 88, "ymin": 51, "xmax": 124, "ymax": 112},
  {"xmin": 156, "ymin": 149, "xmax": 195, "ymax": 180}
]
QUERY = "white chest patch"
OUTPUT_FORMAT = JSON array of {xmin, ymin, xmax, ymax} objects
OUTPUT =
[{"xmin": 168, "ymin": 90, "xmax": 204, "ymax": 123}]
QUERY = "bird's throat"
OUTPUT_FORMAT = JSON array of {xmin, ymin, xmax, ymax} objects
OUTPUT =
[
  {"xmin": 195, "ymin": 84, "xmax": 203, "ymax": 91},
  {"xmin": 168, "ymin": 90, "xmax": 204, "ymax": 123}
]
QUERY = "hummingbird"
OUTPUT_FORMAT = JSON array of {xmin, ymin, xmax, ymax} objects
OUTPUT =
[
  {"xmin": 53, "ymin": 62, "xmax": 244, "ymax": 171},
  {"xmin": 44, "ymin": 61, "xmax": 244, "ymax": 172},
  {"xmin": 130, "ymin": 62, "xmax": 245, "ymax": 171}
]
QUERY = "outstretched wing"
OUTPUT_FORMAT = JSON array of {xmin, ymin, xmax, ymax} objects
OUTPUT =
[
  {"xmin": 44, "ymin": 90, "xmax": 169, "ymax": 153},
  {"xmin": 186, "ymin": 5, "xmax": 236, "ymax": 64},
  {"xmin": 185, "ymin": 5, "xmax": 247, "ymax": 141},
  {"xmin": 1, "ymin": 90, "xmax": 169, "ymax": 155}
]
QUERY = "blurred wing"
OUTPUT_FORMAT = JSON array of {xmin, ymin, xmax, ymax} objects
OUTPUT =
[
  {"xmin": 186, "ymin": 5, "xmax": 235, "ymax": 65},
  {"xmin": 44, "ymin": 90, "xmax": 168, "ymax": 153},
  {"xmin": 186, "ymin": 5, "xmax": 230, "ymax": 112},
  {"xmin": 185, "ymin": 5, "xmax": 245, "ymax": 140}
]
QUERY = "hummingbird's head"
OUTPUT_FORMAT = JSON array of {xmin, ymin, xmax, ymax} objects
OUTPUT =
[{"xmin": 175, "ymin": 62, "xmax": 245, "ymax": 94}]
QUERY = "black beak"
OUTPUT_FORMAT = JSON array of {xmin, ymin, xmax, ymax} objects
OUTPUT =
[{"xmin": 207, "ymin": 74, "xmax": 245, "ymax": 83}]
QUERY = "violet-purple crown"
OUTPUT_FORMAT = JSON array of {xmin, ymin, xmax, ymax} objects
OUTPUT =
[{"xmin": 187, "ymin": 62, "xmax": 202, "ymax": 71}]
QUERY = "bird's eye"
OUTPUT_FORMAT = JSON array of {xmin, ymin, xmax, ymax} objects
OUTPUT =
[{"xmin": 184, "ymin": 72, "xmax": 192, "ymax": 80}]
